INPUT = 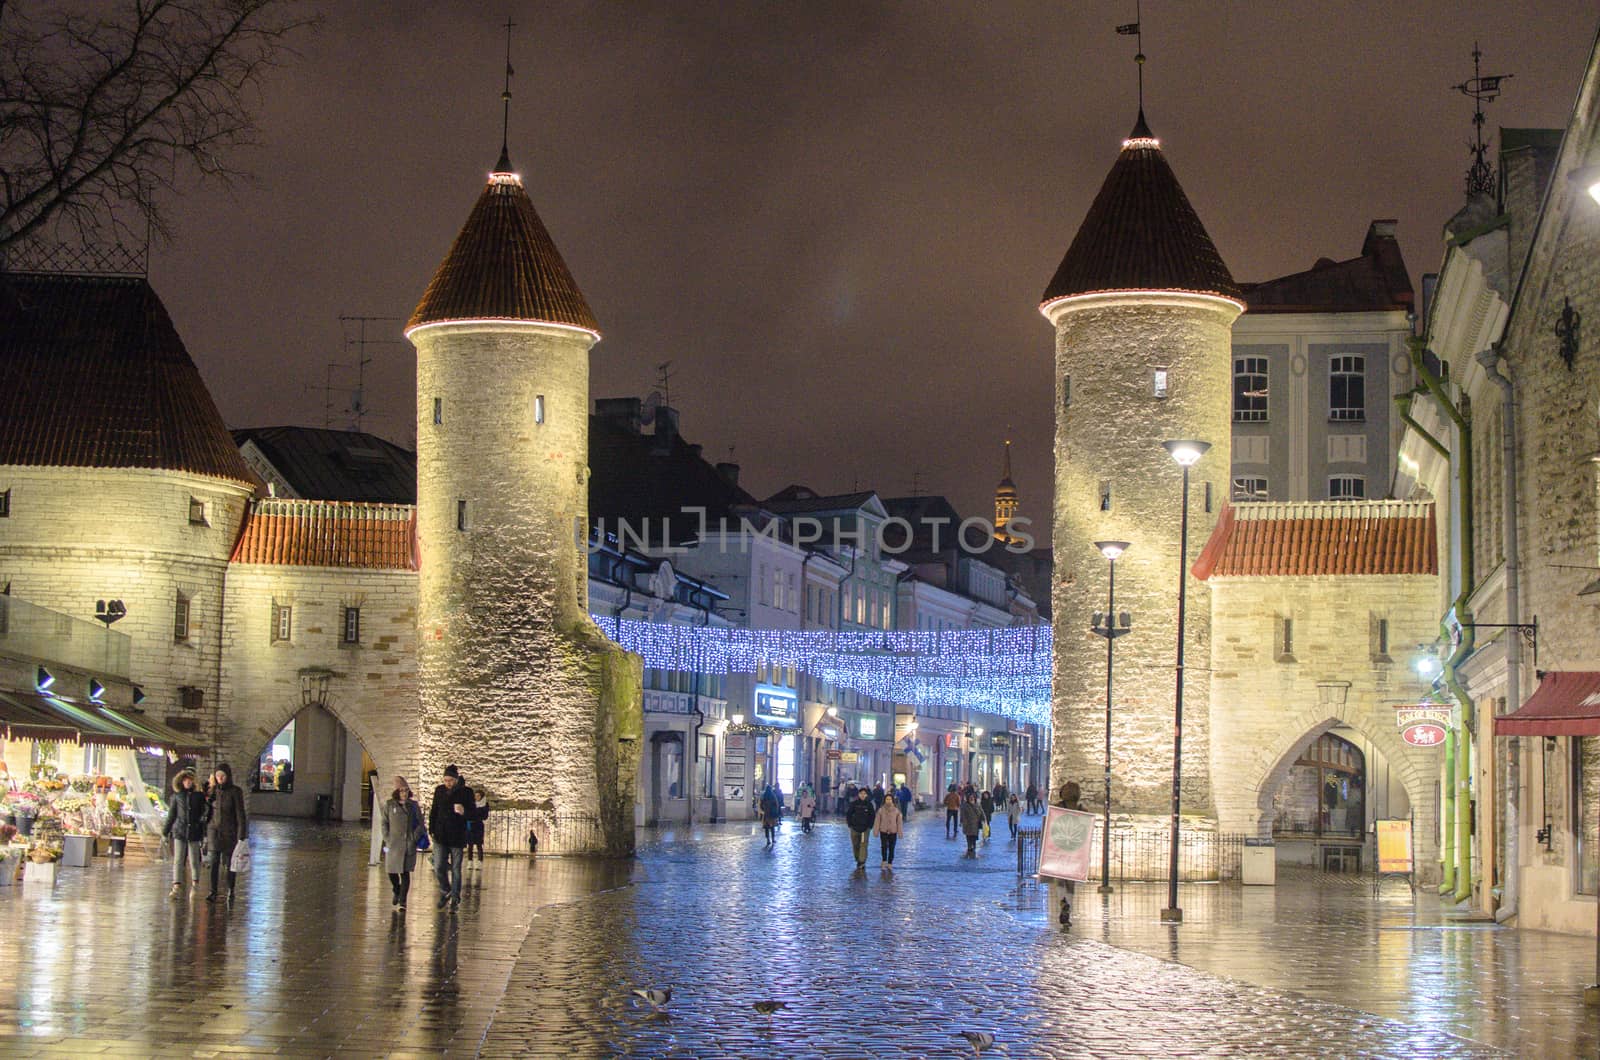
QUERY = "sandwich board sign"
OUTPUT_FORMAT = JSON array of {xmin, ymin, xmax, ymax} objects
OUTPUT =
[{"xmin": 1037, "ymin": 806, "xmax": 1096, "ymax": 883}]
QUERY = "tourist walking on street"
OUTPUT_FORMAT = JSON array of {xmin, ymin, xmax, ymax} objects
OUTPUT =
[
  {"xmin": 162, "ymin": 769, "xmax": 206, "ymax": 899},
  {"xmin": 798, "ymin": 787, "xmax": 817, "ymax": 834},
  {"xmin": 429, "ymin": 764, "xmax": 473, "ymax": 910},
  {"xmin": 1006, "ymin": 793, "xmax": 1022, "ymax": 838},
  {"xmin": 1025, "ymin": 781, "xmax": 1039, "ymax": 815},
  {"xmin": 759, "ymin": 785, "xmax": 780, "ymax": 848},
  {"xmin": 381, "ymin": 776, "xmax": 424, "ymax": 909},
  {"xmin": 846, "ymin": 787, "xmax": 876, "ymax": 870},
  {"xmin": 959, "ymin": 791, "xmax": 984, "ymax": 858},
  {"xmin": 874, "ymin": 788, "xmax": 903, "ymax": 869},
  {"xmin": 979, "ymin": 788, "xmax": 995, "ymax": 838},
  {"xmin": 204, "ymin": 763, "xmax": 247, "ymax": 904},
  {"xmin": 896, "ymin": 782, "xmax": 912, "ymax": 818},
  {"xmin": 871, "ymin": 782, "xmax": 886, "ymax": 810},
  {"xmin": 943, "ymin": 784, "xmax": 960, "ymax": 838},
  {"xmin": 465, "ymin": 790, "xmax": 489, "ymax": 863}
]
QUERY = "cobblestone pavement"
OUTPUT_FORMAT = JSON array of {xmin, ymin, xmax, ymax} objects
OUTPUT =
[
  {"xmin": 481, "ymin": 812, "xmax": 1598, "ymax": 1058},
  {"xmin": 2, "ymin": 812, "xmax": 1597, "ymax": 1058}
]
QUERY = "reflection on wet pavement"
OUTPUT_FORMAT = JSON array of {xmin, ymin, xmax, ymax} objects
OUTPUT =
[{"xmin": 1, "ymin": 813, "xmax": 1595, "ymax": 1057}]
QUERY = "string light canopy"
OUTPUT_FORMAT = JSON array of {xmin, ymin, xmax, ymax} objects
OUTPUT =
[{"xmin": 592, "ymin": 615, "xmax": 1053, "ymax": 726}]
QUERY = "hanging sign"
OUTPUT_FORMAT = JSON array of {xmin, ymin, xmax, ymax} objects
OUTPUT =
[
  {"xmin": 1395, "ymin": 705, "xmax": 1451, "ymax": 748},
  {"xmin": 1036, "ymin": 806, "xmax": 1096, "ymax": 883}
]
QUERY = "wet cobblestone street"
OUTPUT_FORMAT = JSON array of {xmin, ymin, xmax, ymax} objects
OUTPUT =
[{"xmin": 1, "ymin": 813, "xmax": 1597, "ymax": 1057}]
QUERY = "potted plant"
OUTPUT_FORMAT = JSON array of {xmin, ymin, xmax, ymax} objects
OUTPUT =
[{"xmin": 23, "ymin": 844, "xmax": 61, "ymax": 888}]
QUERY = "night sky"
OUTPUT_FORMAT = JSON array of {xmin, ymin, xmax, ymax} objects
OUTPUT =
[{"xmin": 150, "ymin": 1, "xmax": 1595, "ymax": 523}]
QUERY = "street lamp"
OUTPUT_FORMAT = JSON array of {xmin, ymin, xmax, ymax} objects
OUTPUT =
[
  {"xmin": 1161, "ymin": 439, "xmax": 1210, "ymax": 924},
  {"xmin": 967, "ymin": 724, "xmax": 984, "ymax": 786},
  {"xmin": 1090, "ymin": 540, "xmax": 1132, "ymax": 894}
]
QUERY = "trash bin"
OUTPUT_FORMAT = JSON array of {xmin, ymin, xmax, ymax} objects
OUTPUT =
[
  {"xmin": 313, "ymin": 794, "xmax": 333, "ymax": 823},
  {"xmin": 1242, "ymin": 838, "xmax": 1276, "ymax": 886},
  {"xmin": 62, "ymin": 833, "xmax": 94, "ymax": 867}
]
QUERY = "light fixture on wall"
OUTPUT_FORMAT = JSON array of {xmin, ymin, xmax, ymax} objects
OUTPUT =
[{"xmin": 1570, "ymin": 164, "xmax": 1600, "ymax": 207}]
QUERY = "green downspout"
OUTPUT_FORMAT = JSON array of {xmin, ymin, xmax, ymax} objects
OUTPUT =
[
  {"xmin": 1410, "ymin": 338, "xmax": 1477, "ymax": 904},
  {"xmin": 1441, "ymin": 727, "xmax": 1457, "ymax": 892},
  {"xmin": 1396, "ymin": 389, "xmax": 1451, "ymax": 459}
]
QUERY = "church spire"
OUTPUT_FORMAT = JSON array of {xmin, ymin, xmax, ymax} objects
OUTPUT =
[
  {"xmin": 995, "ymin": 438, "xmax": 1019, "ymax": 540},
  {"xmin": 496, "ymin": 16, "xmax": 516, "ymax": 174}
]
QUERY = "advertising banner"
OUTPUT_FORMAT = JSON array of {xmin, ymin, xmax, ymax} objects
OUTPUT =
[
  {"xmin": 1376, "ymin": 819, "xmax": 1413, "ymax": 874},
  {"xmin": 1036, "ymin": 806, "xmax": 1096, "ymax": 883}
]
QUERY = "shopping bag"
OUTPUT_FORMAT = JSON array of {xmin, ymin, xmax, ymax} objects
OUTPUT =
[
  {"xmin": 229, "ymin": 842, "xmax": 252, "ymax": 873},
  {"xmin": 158, "ymin": 835, "xmax": 173, "ymax": 861},
  {"xmin": 982, "ymin": 821, "xmax": 991, "ymax": 839}
]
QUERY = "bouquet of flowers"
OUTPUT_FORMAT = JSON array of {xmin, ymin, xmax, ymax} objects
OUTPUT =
[{"xmin": 70, "ymin": 776, "xmax": 94, "ymax": 794}]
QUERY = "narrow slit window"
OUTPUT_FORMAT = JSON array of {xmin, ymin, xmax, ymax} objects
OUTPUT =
[
  {"xmin": 456, "ymin": 500, "xmax": 469, "ymax": 531},
  {"xmin": 272, "ymin": 604, "xmax": 292, "ymax": 644},
  {"xmin": 0, "ymin": 489, "xmax": 9, "ymax": 517},
  {"xmin": 534, "ymin": 394, "xmax": 546, "ymax": 424},
  {"xmin": 1061, "ymin": 374, "xmax": 1072, "ymax": 408},
  {"xmin": 1153, "ymin": 367, "xmax": 1170, "ymax": 399},
  {"xmin": 433, "ymin": 397, "xmax": 442, "ymax": 425},
  {"xmin": 1276, "ymin": 616, "xmax": 1295, "ymax": 660},
  {"xmin": 1099, "ymin": 481, "xmax": 1112, "ymax": 511},
  {"xmin": 343, "ymin": 607, "xmax": 361, "ymax": 645},
  {"xmin": 173, "ymin": 591, "xmax": 191, "ymax": 641}
]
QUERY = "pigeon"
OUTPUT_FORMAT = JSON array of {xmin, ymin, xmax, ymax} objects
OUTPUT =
[
  {"xmin": 752, "ymin": 1000, "xmax": 788, "ymax": 1015},
  {"xmin": 957, "ymin": 1031, "xmax": 1007, "ymax": 1055},
  {"xmin": 632, "ymin": 987, "xmax": 671, "ymax": 1012}
]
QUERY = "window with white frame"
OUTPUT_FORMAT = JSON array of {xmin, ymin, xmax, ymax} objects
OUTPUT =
[
  {"xmin": 1232, "ymin": 477, "xmax": 1269, "ymax": 502},
  {"xmin": 1153, "ymin": 366, "xmax": 1170, "ymax": 399},
  {"xmin": 1329, "ymin": 355, "xmax": 1366, "ymax": 421},
  {"xmin": 272, "ymin": 603, "xmax": 292, "ymax": 643},
  {"xmin": 1233, "ymin": 356, "xmax": 1268, "ymax": 421},
  {"xmin": 1328, "ymin": 475, "xmax": 1365, "ymax": 500},
  {"xmin": 173, "ymin": 591, "xmax": 191, "ymax": 641},
  {"xmin": 342, "ymin": 606, "xmax": 360, "ymax": 644},
  {"xmin": 188, "ymin": 496, "xmax": 208, "ymax": 526}
]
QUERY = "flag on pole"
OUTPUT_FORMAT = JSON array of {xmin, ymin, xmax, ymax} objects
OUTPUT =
[{"xmin": 1115, "ymin": 22, "xmax": 1140, "ymax": 35}]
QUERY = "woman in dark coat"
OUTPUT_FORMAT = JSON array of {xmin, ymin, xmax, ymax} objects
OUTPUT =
[
  {"xmin": 205, "ymin": 762, "xmax": 248, "ymax": 903},
  {"xmin": 759, "ymin": 786, "xmax": 780, "ymax": 848},
  {"xmin": 162, "ymin": 769, "xmax": 207, "ymax": 899}
]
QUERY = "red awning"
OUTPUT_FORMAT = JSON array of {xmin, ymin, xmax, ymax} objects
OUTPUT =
[{"xmin": 1497, "ymin": 672, "xmax": 1600, "ymax": 736}]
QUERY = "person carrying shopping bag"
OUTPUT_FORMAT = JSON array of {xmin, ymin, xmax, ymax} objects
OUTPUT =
[{"xmin": 204, "ymin": 762, "xmax": 247, "ymax": 904}]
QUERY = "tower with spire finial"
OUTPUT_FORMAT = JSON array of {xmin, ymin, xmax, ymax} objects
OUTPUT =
[
  {"xmin": 405, "ymin": 38, "xmax": 641, "ymax": 856},
  {"xmin": 994, "ymin": 439, "xmax": 1020, "ymax": 542},
  {"xmin": 1042, "ymin": 22, "xmax": 1242, "ymax": 819}
]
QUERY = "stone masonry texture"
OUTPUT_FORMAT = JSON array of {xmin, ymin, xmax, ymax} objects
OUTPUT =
[
  {"xmin": 1050, "ymin": 294, "xmax": 1240, "ymax": 817},
  {"xmin": 413, "ymin": 322, "xmax": 640, "ymax": 854}
]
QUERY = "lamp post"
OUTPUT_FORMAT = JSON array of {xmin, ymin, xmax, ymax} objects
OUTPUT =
[
  {"xmin": 1160, "ymin": 439, "xmax": 1210, "ymax": 924},
  {"xmin": 967, "ymin": 724, "xmax": 985, "ymax": 786},
  {"xmin": 1090, "ymin": 540, "xmax": 1132, "ymax": 895}
]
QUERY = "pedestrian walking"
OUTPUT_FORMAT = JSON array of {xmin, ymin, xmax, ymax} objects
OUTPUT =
[
  {"xmin": 162, "ymin": 769, "xmax": 206, "ymax": 899},
  {"xmin": 992, "ymin": 781, "xmax": 1006, "ymax": 809},
  {"xmin": 979, "ymin": 789, "xmax": 995, "ymax": 836},
  {"xmin": 871, "ymin": 783, "xmax": 886, "ymax": 810},
  {"xmin": 798, "ymin": 788, "xmax": 817, "ymax": 834},
  {"xmin": 1052, "ymin": 781, "xmax": 1083, "ymax": 927},
  {"xmin": 896, "ymin": 782, "xmax": 912, "ymax": 818},
  {"xmin": 429, "ymin": 764, "xmax": 474, "ymax": 910},
  {"xmin": 465, "ymin": 791, "xmax": 489, "ymax": 863},
  {"xmin": 1005, "ymin": 793, "xmax": 1021, "ymax": 838},
  {"xmin": 874, "ymin": 791, "xmax": 903, "ymax": 869},
  {"xmin": 381, "ymin": 776, "xmax": 423, "ymax": 909},
  {"xmin": 959, "ymin": 791, "xmax": 984, "ymax": 858},
  {"xmin": 846, "ymin": 787, "xmax": 876, "ymax": 870},
  {"xmin": 759, "ymin": 785, "xmax": 780, "ymax": 848},
  {"xmin": 943, "ymin": 784, "xmax": 960, "ymax": 839},
  {"xmin": 1025, "ymin": 781, "xmax": 1039, "ymax": 815},
  {"xmin": 203, "ymin": 763, "xmax": 247, "ymax": 904}
]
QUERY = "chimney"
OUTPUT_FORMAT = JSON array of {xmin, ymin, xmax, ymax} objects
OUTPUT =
[
  {"xmin": 651, "ymin": 406, "xmax": 680, "ymax": 454},
  {"xmin": 595, "ymin": 397, "xmax": 642, "ymax": 435},
  {"xmin": 716, "ymin": 462, "xmax": 740, "ymax": 486}
]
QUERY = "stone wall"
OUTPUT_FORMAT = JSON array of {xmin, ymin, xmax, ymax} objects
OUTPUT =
[
  {"xmin": 0, "ymin": 465, "xmax": 254, "ymax": 755},
  {"xmin": 1048, "ymin": 293, "xmax": 1240, "ymax": 816},
  {"xmin": 413, "ymin": 322, "xmax": 641, "ymax": 854},
  {"xmin": 1206, "ymin": 573, "xmax": 1442, "ymax": 878}
]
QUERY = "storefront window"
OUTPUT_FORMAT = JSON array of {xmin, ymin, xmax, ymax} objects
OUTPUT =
[
  {"xmin": 257, "ymin": 720, "xmax": 296, "ymax": 792},
  {"xmin": 661, "ymin": 739, "xmax": 683, "ymax": 799},
  {"xmin": 777, "ymin": 734, "xmax": 797, "ymax": 795}
]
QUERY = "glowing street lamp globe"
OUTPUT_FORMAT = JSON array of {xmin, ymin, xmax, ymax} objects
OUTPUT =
[{"xmin": 1162, "ymin": 439, "xmax": 1211, "ymax": 467}]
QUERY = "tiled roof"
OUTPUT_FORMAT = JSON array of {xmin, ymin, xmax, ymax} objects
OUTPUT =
[
  {"xmin": 1193, "ymin": 501, "xmax": 1437, "ymax": 579},
  {"xmin": 230, "ymin": 499, "xmax": 418, "ymax": 570},
  {"xmin": 1041, "ymin": 112, "xmax": 1240, "ymax": 306},
  {"xmin": 588, "ymin": 413, "xmax": 756, "ymax": 546},
  {"xmin": 407, "ymin": 164, "xmax": 599, "ymax": 336},
  {"xmin": 234, "ymin": 426, "xmax": 416, "ymax": 503},
  {"xmin": 0, "ymin": 273, "xmax": 257, "ymax": 485},
  {"xmin": 1239, "ymin": 221, "xmax": 1413, "ymax": 313}
]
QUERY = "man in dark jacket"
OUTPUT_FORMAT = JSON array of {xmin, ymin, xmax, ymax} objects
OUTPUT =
[
  {"xmin": 429, "ymin": 764, "xmax": 474, "ymax": 910},
  {"xmin": 845, "ymin": 787, "xmax": 876, "ymax": 870},
  {"xmin": 162, "ymin": 769, "xmax": 207, "ymax": 899}
]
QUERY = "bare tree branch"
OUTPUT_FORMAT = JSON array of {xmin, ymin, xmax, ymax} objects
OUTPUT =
[{"xmin": 0, "ymin": 0, "xmax": 318, "ymax": 257}]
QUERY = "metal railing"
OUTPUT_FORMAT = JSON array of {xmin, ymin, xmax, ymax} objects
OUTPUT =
[
  {"xmin": 479, "ymin": 810, "xmax": 603, "ymax": 856},
  {"xmin": 1017, "ymin": 823, "xmax": 1245, "ymax": 883}
]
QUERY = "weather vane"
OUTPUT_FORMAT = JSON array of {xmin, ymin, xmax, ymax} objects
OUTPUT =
[
  {"xmin": 1116, "ymin": 1, "xmax": 1144, "ymax": 111},
  {"xmin": 499, "ymin": 16, "xmax": 516, "ymax": 169},
  {"xmin": 1454, "ymin": 43, "xmax": 1511, "ymax": 198}
]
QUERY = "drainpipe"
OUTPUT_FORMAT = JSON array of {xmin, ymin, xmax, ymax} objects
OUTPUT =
[
  {"xmin": 1478, "ymin": 344, "xmax": 1522, "ymax": 924},
  {"xmin": 1395, "ymin": 388, "xmax": 1451, "ymax": 459},
  {"xmin": 1412, "ymin": 337, "xmax": 1477, "ymax": 904}
]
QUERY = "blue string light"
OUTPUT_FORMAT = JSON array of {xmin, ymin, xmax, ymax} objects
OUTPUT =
[{"xmin": 591, "ymin": 614, "xmax": 1052, "ymax": 726}]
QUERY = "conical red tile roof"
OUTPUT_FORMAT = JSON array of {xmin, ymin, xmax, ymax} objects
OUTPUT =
[
  {"xmin": 1042, "ymin": 112, "xmax": 1240, "ymax": 306},
  {"xmin": 407, "ymin": 163, "xmax": 599, "ymax": 337}
]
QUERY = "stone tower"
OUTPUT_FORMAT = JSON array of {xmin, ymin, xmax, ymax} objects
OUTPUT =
[
  {"xmin": 407, "ymin": 147, "xmax": 641, "ymax": 855},
  {"xmin": 994, "ymin": 439, "xmax": 1020, "ymax": 541},
  {"xmin": 1042, "ymin": 112, "xmax": 1242, "ymax": 817}
]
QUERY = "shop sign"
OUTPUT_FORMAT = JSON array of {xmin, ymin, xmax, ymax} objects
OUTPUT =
[
  {"xmin": 825, "ymin": 749, "xmax": 842, "ymax": 761},
  {"xmin": 754, "ymin": 685, "xmax": 798, "ymax": 724},
  {"xmin": 840, "ymin": 751, "xmax": 860, "ymax": 764},
  {"xmin": 1396, "ymin": 705, "xmax": 1451, "ymax": 748},
  {"xmin": 989, "ymin": 733, "xmax": 1011, "ymax": 748}
]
